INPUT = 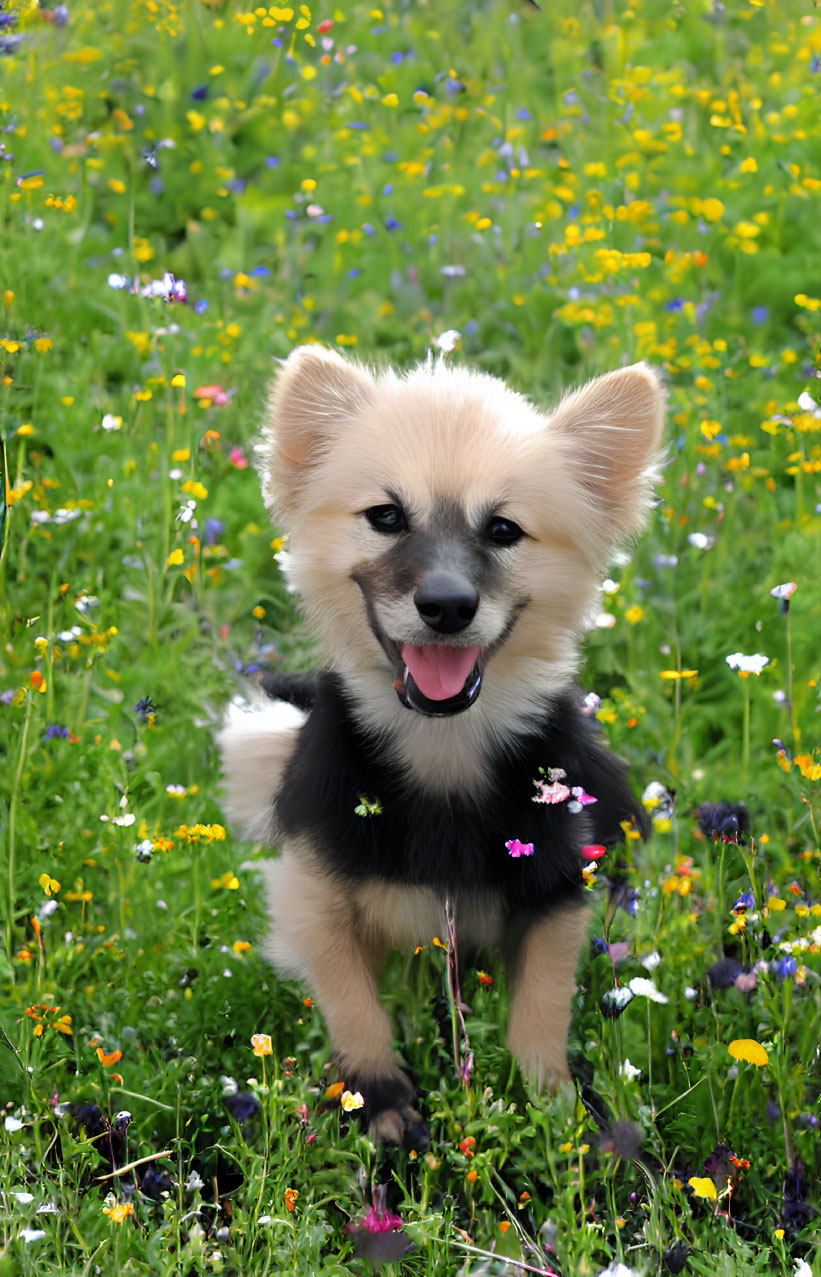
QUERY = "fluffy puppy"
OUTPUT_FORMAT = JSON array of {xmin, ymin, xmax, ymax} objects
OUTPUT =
[{"xmin": 219, "ymin": 346, "xmax": 664, "ymax": 1145}]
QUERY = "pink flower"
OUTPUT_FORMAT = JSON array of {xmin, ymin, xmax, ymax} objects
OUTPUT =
[
  {"xmin": 230, "ymin": 445, "xmax": 249, "ymax": 468},
  {"xmin": 532, "ymin": 779, "xmax": 571, "ymax": 805},
  {"xmin": 581, "ymin": 844, "xmax": 607, "ymax": 861},
  {"xmin": 362, "ymin": 1205, "xmax": 404, "ymax": 1234},
  {"xmin": 506, "ymin": 838, "xmax": 535, "ymax": 858}
]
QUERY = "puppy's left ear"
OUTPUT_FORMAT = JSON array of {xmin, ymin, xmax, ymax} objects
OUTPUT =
[
  {"xmin": 549, "ymin": 362, "xmax": 665, "ymax": 536},
  {"xmin": 258, "ymin": 345, "xmax": 375, "ymax": 522}
]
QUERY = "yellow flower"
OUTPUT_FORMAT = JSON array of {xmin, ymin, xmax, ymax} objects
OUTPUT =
[
  {"xmin": 688, "ymin": 1177, "xmax": 717, "ymax": 1200},
  {"xmin": 251, "ymin": 1033, "xmax": 272, "ymax": 1056},
  {"xmin": 341, "ymin": 1089, "xmax": 365, "ymax": 1111},
  {"xmin": 103, "ymin": 1201, "xmax": 135, "ymax": 1223},
  {"xmin": 728, "ymin": 1038, "xmax": 768, "ymax": 1067},
  {"xmin": 794, "ymin": 754, "xmax": 821, "ymax": 781},
  {"xmin": 166, "ymin": 549, "xmax": 184, "ymax": 567},
  {"xmin": 181, "ymin": 480, "xmax": 208, "ymax": 500},
  {"xmin": 39, "ymin": 873, "xmax": 61, "ymax": 897},
  {"xmin": 702, "ymin": 198, "xmax": 724, "ymax": 222},
  {"xmin": 211, "ymin": 871, "xmax": 240, "ymax": 890},
  {"xmin": 624, "ymin": 605, "xmax": 644, "ymax": 624}
]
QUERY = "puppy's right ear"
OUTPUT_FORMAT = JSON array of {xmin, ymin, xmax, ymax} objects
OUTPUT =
[{"xmin": 258, "ymin": 345, "xmax": 374, "ymax": 522}]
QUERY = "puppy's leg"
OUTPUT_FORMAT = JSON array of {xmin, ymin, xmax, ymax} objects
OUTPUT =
[
  {"xmin": 505, "ymin": 901, "xmax": 591, "ymax": 1090},
  {"xmin": 260, "ymin": 848, "xmax": 426, "ymax": 1146}
]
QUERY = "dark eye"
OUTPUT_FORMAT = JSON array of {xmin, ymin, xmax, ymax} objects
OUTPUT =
[
  {"xmin": 364, "ymin": 504, "xmax": 408, "ymax": 533},
  {"xmin": 485, "ymin": 516, "xmax": 525, "ymax": 546}
]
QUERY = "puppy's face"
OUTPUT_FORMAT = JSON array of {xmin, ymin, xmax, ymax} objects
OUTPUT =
[{"xmin": 258, "ymin": 348, "xmax": 664, "ymax": 718}]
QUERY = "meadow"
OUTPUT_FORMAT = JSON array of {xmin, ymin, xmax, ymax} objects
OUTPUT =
[{"xmin": 1, "ymin": 0, "xmax": 821, "ymax": 1272}]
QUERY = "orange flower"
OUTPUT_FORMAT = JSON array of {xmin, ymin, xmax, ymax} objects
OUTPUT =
[
  {"xmin": 285, "ymin": 1187, "xmax": 299, "ymax": 1212},
  {"xmin": 103, "ymin": 1201, "xmax": 135, "ymax": 1223},
  {"xmin": 97, "ymin": 1047, "xmax": 123, "ymax": 1066}
]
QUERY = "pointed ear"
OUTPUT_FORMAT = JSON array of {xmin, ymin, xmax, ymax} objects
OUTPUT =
[
  {"xmin": 258, "ymin": 345, "xmax": 374, "ymax": 522},
  {"xmin": 549, "ymin": 362, "xmax": 665, "ymax": 536}
]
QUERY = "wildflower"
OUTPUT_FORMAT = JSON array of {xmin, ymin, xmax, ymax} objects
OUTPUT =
[
  {"xmin": 341, "ymin": 1089, "xmax": 364, "ymax": 1111},
  {"xmin": 600, "ymin": 986, "xmax": 634, "ymax": 1018},
  {"xmin": 477, "ymin": 970, "xmax": 493, "ymax": 986},
  {"xmin": 627, "ymin": 977, "xmax": 668, "ymax": 1004},
  {"xmin": 725, "ymin": 651, "xmax": 769, "ymax": 676},
  {"xmin": 133, "ymin": 697, "xmax": 157, "ymax": 722},
  {"xmin": 688, "ymin": 1176, "xmax": 717, "ymax": 1200},
  {"xmin": 103, "ymin": 1201, "xmax": 135, "ymax": 1223},
  {"xmin": 97, "ymin": 1048, "xmax": 123, "ymax": 1066},
  {"xmin": 505, "ymin": 838, "xmax": 534, "ymax": 858},
  {"xmin": 770, "ymin": 581, "xmax": 797, "ymax": 614},
  {"xmin": 728, "ymin": 1038, "xmax": 768, "ymax": 1066},
  {"xmin": 434, "ymin": 328, "xmax": 461, "ymax": 352},
  {"xmin": 251, "ymin": 1033, "xmax": 272, "ymax": 1057},
  {"xmin": 285, "ymin": 1188, "xmax": 299, "ymax": 1212},
  {"xmin": 581, "ymin": 844, "xmax": 607, "ymax": 860},
  {"xmin": 532, "ymin": 778, "xmax": 571, "ymax": 804},
  {"xmin": 568, "ymin": 786, "xmax": 597, "ymax": 813}
]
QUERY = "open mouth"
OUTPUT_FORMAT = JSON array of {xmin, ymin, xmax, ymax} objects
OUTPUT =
[{"xmin": 393, "ymin": 643, "xmax": 483, "ymax": 717}]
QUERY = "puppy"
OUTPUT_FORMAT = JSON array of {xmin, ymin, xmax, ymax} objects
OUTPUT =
[{"xmin": 219, "ymin": 346, "xmax": 663, "ymax": 1145}]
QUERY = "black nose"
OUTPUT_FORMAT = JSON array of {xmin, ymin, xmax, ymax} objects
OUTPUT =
[{"xmin": 414, "ymin": 573, "xmax": 479, "ymax": 634}]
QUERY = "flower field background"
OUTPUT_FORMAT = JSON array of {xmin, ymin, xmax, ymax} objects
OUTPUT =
[{"xmin": 1, "ymin": 0, "xmax": 821, "ymax": 1272}]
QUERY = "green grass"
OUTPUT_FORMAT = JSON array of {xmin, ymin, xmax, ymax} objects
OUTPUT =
[{"xmin": 1, "ymin": 0, "xmax": 821, "ymax": 1272}]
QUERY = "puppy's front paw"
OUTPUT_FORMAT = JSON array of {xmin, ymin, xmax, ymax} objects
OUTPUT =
[
  {"xmin": 507, "ymin": 1025, "xmax": 571, "ymax": 1093},
  {"xmin": 352, "ymin": 1069, "xmax": 429, "ymax": 1148}
]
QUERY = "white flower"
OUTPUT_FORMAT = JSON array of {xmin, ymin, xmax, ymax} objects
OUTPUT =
[
  {"xmin": 627, "ymin": 977, "xmax": 669, "ymax": 1004},
  {"xmin": 101, "ymin": 413, "xmax": 122, "ymax": 432},
  {"xmin": 434, "ymin": 328, "xmax": 461, "ymax": 353},
  {"xmin": 185, "ymin": 1170, "xmax": 204, "ymax": 1192},
  {"xmin": 594, "ymin": 612, "xmax": 617, "ymax": 629},
  {"xmin": 794, "ymin": 1259, "xmax": 812, "ymax": 1277},
  {"xmin": 725, "ymin": 652, "xmax": 769, "ymax": 675},
  {"xmin": 107, "ymin": 272, "xmax": 130, "ymax": 290},
  {"xmin": 5, "ymin": 1116, "xmax": 24, "ymax": 1131},
  {"xmin": 797, "ymin": 392, "xmax": 821, "ymax": 417},
  {"xmin": 619, "ymin": 1058, "xmax": 641, "ymax": 1081},
  {"xmin": 13, "ymin": 1191, "xmax": 35, "ymax": 1204},
  {"xmin": 601, "ymin": 578, "xmax": 620, "ymax": 595},
  {"xmin": 598, "ymin": 1263, "xmax": 637, "ymax": 1277},
  {"xmin": 688, "ymin": 531, "xmax": 714, "ymax": 551},
  {"xmin": 770, "ymin": 581, "xmax": 797, "ymax": 600},
  {"xmin": 641, "ymin": 950, "xmax": 661, "ymax": 972},
  {"xmin": 684, "ymin": 985, "xmax": 698, "ymax": 1000},
  {"xmin": 20, "ymin": 1230, "xmax": 47, "ymax": 1245},
  {"xmin": 440, "ymin": 264, "xmax": 467, "ymax": 278}
]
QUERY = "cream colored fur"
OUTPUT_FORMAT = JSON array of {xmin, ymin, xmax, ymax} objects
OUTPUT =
[{"xmin": 255, "ymin": 346, "xmax": 664, "ymax": 790}]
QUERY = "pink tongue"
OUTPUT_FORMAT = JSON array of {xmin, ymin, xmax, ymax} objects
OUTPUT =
[{"xmin": 401, "ymin": 644, "xmax": 481, "ymax": 701}]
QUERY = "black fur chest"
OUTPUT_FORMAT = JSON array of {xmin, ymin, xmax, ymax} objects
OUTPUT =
[{"xmin": 273, "ymin": 675, "xmax": 647, "ymax": 914}]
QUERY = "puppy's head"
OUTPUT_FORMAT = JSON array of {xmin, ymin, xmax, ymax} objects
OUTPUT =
[{"xmin": 258, "ymin": 346, "xmax": 664, "ymax": 718}]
